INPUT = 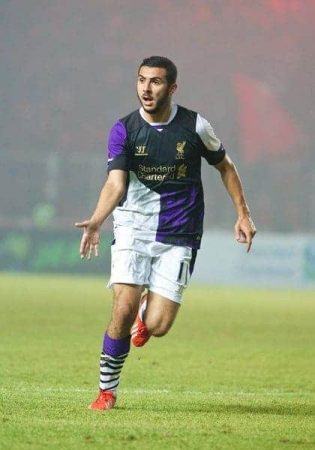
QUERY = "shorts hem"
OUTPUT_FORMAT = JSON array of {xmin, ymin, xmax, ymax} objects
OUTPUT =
[
  {"xmin": 107, "ymin": 279, "xmax": 146, "ymax": 288},
  {"xmin": 149, "ymin": 287, "xmax": 184, "ymax": 304}
]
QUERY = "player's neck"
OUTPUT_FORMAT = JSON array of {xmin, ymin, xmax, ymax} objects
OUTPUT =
[{"xmin": 142, "ymin": 103, "xmax": 172, "ymax": 124}]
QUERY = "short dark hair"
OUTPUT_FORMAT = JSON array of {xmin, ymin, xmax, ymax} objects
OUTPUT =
[{"xmin": 139, "ymin": 56, "xmax": 177, "ymax": 85}]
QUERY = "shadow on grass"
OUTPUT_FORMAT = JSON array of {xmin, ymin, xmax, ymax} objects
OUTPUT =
[{"xmin": 118, "ymin": 402, "xmax": 315, "ymax": 417}]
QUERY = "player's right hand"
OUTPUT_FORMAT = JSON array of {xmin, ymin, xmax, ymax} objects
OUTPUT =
[
  {"xmin": 234, "ymin": 215, "xmax": 256, "ymax": 253},
  {"xmin": 75, "ymin": 220, "xmax": 100, "ymax": 260}
]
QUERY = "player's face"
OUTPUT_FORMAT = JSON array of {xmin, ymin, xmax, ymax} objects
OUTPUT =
[{"xmin": 137, "ymin": 66, "xmax": 176, "ymax": 116}]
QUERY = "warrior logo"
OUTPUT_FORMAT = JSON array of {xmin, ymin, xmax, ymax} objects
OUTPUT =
[{"xmin": 135, "ymin": 146, "xmax": 148, "ymax": 156}]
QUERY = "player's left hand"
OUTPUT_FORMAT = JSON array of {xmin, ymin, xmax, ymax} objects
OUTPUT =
[
  {"xmin": 234, "ymin": 215, "xmax": 256, "ymax": 253},
  {"xmin": 75, "ymin": 220, "xmax": 100, "ymax": 260}
]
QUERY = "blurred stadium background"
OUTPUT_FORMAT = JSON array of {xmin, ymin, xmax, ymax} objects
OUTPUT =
[{"xmin": 1, "ymin": 0, "xmax": 315, "ymax": 286}]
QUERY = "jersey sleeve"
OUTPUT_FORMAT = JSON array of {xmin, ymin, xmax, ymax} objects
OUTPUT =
[
  {"xmin": 196, "ymin": 114, "xmax": 226, "ymax": 165},
  {"xmin": 107, "ymin": 121, "xmax": 129, "ymax": 171}
]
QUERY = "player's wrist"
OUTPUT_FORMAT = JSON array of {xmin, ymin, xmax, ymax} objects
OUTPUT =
[
  {"xmin": 237, "ymin": 206, "xmax": 251, "ymax": 219},
  {"xmin": 88, "ymin": 216, "xmax": 102, "ymax": 230}
]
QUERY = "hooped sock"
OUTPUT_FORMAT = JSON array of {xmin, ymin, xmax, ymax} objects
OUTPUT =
[{"xmin": 99, "ymin": 333, "xmax": 130, "ymax": 392}]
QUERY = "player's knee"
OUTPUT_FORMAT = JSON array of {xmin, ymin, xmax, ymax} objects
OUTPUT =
[
  {"xmin": 151, "ymin": 321, "xmax": 172, "ymax": 337},
  {"xmin": 112, "ymin": 292, "xmax": 138, "ymax": 327},
  {"xmin": 113, "ymin": 301, "xmax": 136, "ymax": 322},
  {"xmin": 152, "ymin": 329, "xmax": 168, "ymax": 337}
]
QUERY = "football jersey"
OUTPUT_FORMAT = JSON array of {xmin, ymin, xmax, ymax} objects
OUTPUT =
[{"xmin": 107, "ymin": 104, "xmax": 225, "ymax": 249}]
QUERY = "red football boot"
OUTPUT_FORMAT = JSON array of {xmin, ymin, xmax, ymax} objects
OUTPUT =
[
  {"xmin": 131, "ymin": 293, "xmax": 150, "ymax": 347},
  {"xmin": 88, "ymin": 390, "xmax": 116, "ymax": 411}
]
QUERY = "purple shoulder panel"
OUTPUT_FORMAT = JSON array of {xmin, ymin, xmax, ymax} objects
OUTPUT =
[{"xmin": 108, "ymin": 121, "xmax": 127, "ymax": 160}]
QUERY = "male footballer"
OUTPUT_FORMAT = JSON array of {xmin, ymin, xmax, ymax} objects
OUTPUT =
[{"xmin": 75, "ymin": 56, "xmax": 256, "ymax": 410}]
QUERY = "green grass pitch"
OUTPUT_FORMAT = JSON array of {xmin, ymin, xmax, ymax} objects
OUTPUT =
[{"xmin": 0, "ymin": 273, "xmax": 314, "ymax": 450}]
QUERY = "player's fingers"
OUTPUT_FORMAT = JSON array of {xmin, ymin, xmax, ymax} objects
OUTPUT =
[
  {"xmin": 246, "ymin": 230, "xmax": 255, "ymax": 252},
  {"xmin": 234, "ymin": 224, "xmax": 241, "ymax": 241},
  {"xmin": 80, "ymin": 237, "xmax": 90, "ymax": 258},
  {"xmin": 79, "ymin": 239, "xmax": 86, "ymax": 257},
  {"xmin": 87, "ymin": 245, "xmax": 93, "ymax": 260},
  {"xmin": 94, "ymin": 244, "xmax": 99, "ymax": 257}
]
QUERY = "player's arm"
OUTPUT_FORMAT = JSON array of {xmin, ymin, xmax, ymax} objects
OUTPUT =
[
  {"xmin": 214, "ymin": 154, "xmax": 256, "ymax": 252},
  {"xmin": 75, "ymin": 169, "xmax": 127, "ymax": 259}
]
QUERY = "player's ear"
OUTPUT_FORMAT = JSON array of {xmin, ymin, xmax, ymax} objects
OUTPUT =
[{"xmin": 170, "ymin": 83, "xmax": 177, "ymax": 95}]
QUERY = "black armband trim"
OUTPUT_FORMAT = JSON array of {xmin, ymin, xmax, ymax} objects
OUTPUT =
[
  {"xmin": 107, "ymin": 155, "xmax": 129, "ymax": 172},
  {"xmin": 201, "ymin": 143, "xmax": 226, "ymax": 166}
]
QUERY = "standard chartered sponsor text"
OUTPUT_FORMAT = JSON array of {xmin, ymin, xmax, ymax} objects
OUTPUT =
[{"xmin": 138, "ymin": 164, "xmax": 176, "ymax": 181}]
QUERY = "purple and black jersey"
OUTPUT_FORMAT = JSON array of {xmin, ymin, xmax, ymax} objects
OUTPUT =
[{"xmin": 107, "ymin": 104, "xmax": 225, "ymax": 249}]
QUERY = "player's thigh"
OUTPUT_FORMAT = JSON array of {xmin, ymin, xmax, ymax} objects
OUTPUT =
[{"xmin": 148, "ymin": 245, "xmax": 194, "ymax": 304}]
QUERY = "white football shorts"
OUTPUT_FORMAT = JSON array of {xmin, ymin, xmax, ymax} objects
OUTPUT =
[{"xmin": 108, "ymin": 227, "xmax": 197, "ymax": 303}]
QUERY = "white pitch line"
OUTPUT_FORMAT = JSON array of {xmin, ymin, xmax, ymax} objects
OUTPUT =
[{"xmin": 0, "ymin": 387, "xmax": 313, "ymax": 397}]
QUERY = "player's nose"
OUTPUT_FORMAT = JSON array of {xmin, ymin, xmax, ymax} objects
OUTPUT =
[{"xmin": 143, "ymin": 81, "xmax": 151, "ymax": 92}]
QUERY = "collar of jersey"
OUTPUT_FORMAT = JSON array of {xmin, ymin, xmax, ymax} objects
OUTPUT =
[{"xmin": 139, "ymin": 103, "xmax": 178, "ymax": 126}]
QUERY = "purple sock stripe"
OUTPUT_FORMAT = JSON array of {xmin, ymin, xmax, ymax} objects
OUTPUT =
[{"xmin": 103, "ymin": 333, "xmax": 131, "ymax": 357}]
